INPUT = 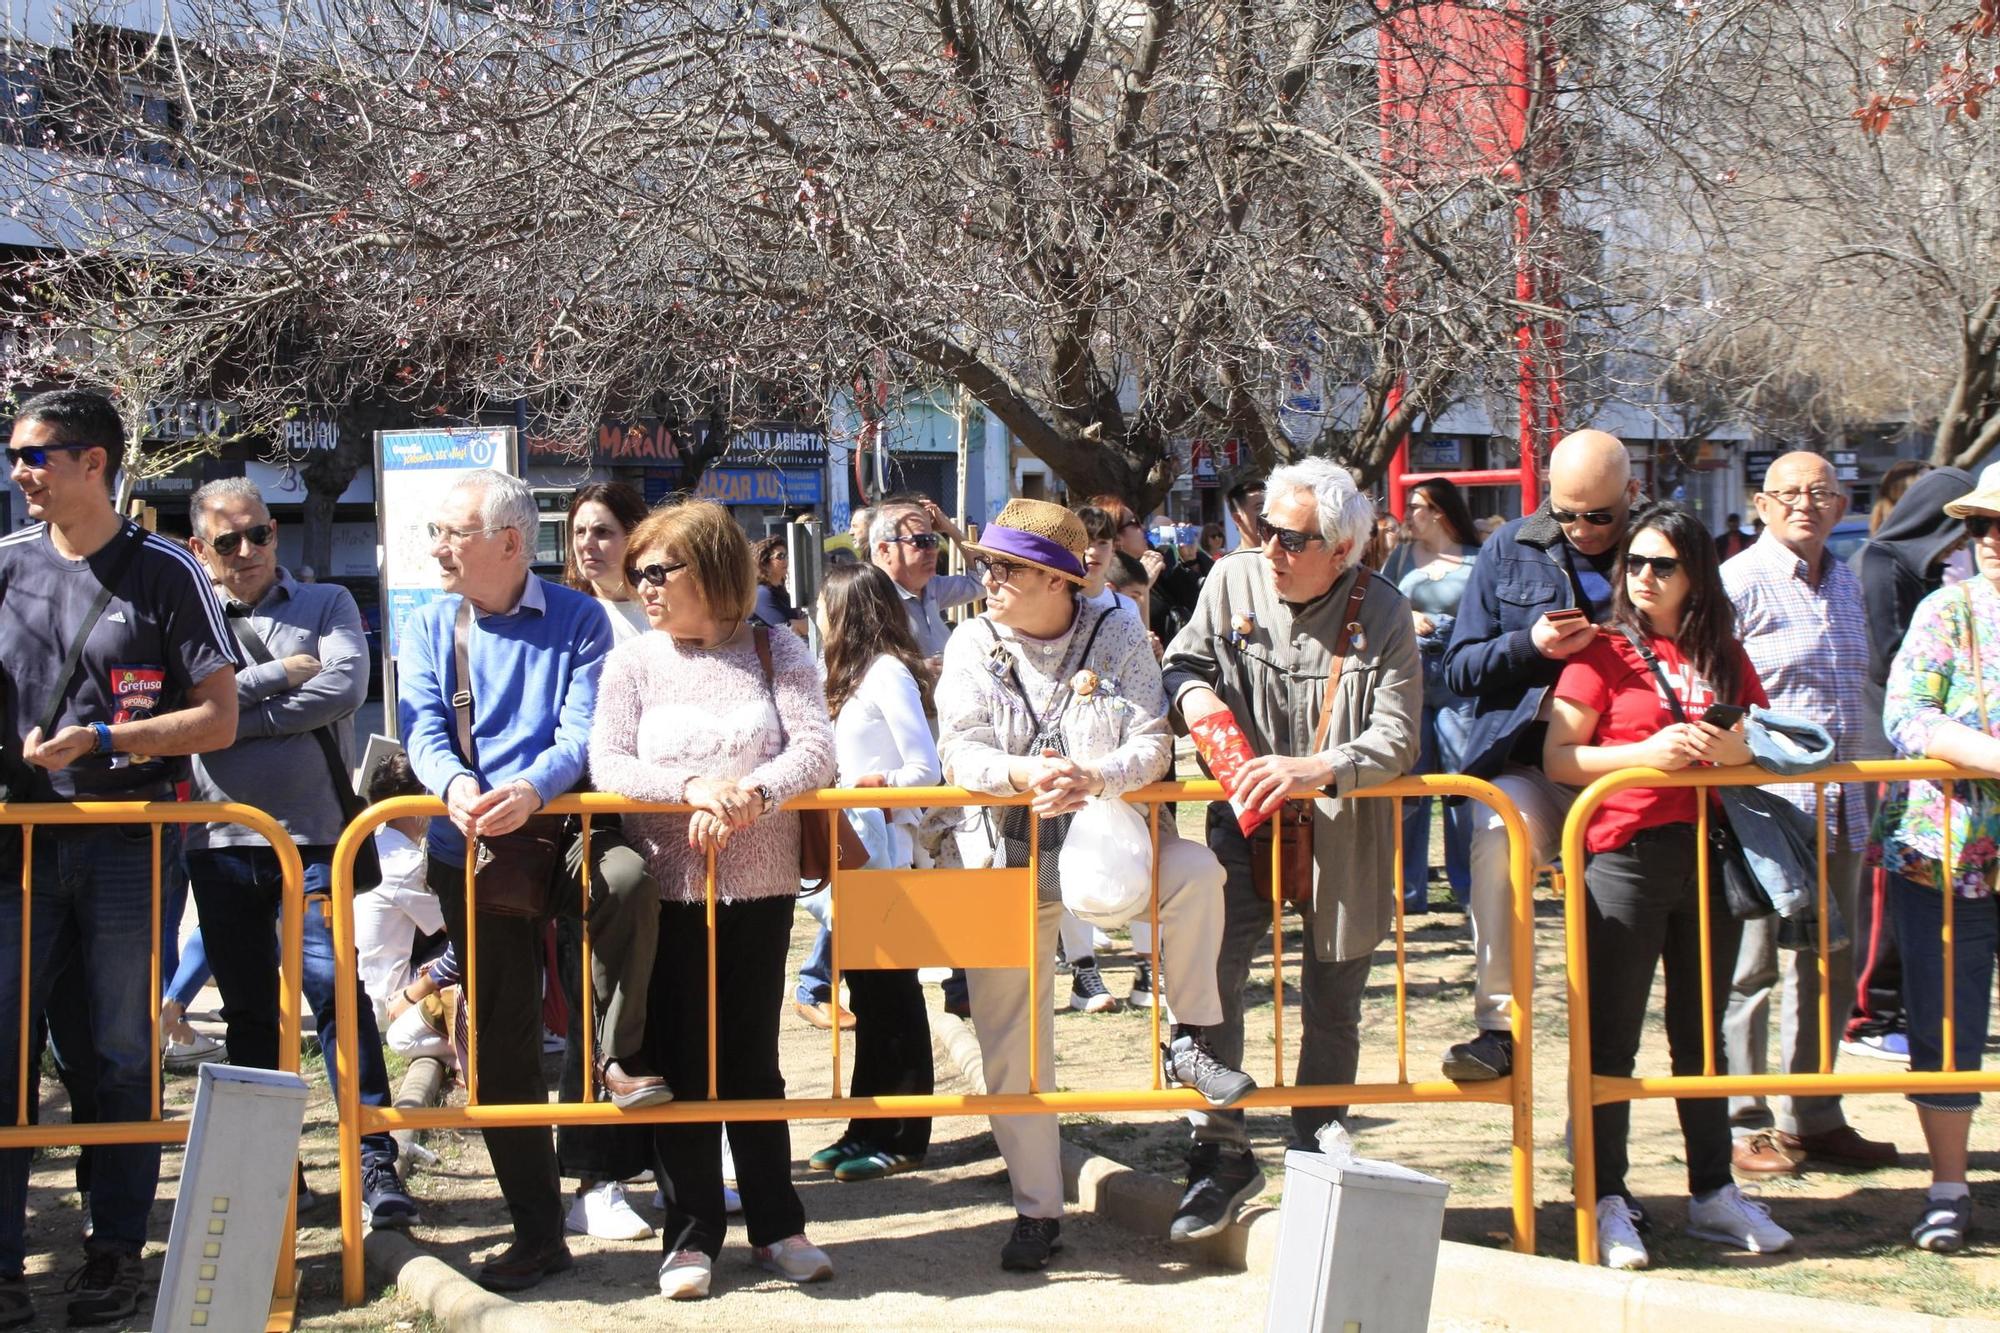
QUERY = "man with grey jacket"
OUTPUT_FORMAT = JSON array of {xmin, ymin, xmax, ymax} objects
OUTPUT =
[
  {"xmin": 182, "ymin": 478, "xmax": 417, "ymax": 1227},
  {"xmin": 1161, "ymin": 458, "xmax": 1421, "ymax": 1243}
]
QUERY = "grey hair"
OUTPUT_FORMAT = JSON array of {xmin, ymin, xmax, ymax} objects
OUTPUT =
[
  {"xmin": 451, "ymin": 470, "xmax": 538, "ymax": 561},
  {"xmin": 868, "ymin": 503, "xmax": 924, "ymax": 550},
  {"xmin": 1264, "ymin": 458, "xmax": 1375, "ymax": 575},
  {"xmin": 188, "ymin": 477, "xmax": 269, "ymax": 537}
]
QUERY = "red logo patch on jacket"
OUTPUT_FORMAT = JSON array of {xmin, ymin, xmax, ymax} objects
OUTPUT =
[{"xmin": 108, "ymin": 666, "xmax": 165, "ymax": 725}]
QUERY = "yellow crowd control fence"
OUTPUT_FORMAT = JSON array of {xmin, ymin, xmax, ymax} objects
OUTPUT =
[
  {"xmin": 0, "ymin": 801, "xmax": 306, "ymax": 1332},
  {"xmin": 327, "ymin": 775, "xmax": 1537, "ymax": 1305},
  {"xmin": 1563, "ymin": 758, "xmax": 1999, "ymax": 1264}
]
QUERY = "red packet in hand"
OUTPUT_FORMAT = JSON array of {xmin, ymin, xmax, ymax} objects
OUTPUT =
[{"xmin": 1188, "ymin": 708, "xmax": 1272, "ymax": 838}]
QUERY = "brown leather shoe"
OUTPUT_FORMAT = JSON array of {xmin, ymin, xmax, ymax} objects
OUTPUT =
[
  {"xmin": 1732, "ymin": 1131, "xmax": 1805, "ymax": 1178},
  {"xmin": 794, "ymin": 1000, "xmax": 857, "ymax": 1031},
  {"xmin": 1784, "ymin": 1125, "xmax": 1899, "ymax": 1169},
  {"xmin": 476, "ymin": 1239, "xmax": 573, "ymax": 1292},
  {"xmin": 600, "ymin": 1059, "xmax": 674, "ymax": 1111}
]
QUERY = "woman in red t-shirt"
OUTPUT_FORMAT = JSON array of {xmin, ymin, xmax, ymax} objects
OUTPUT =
[{"xmin": 1543, "ymin": 503, "xmax": 1790, "ymax": 1270}]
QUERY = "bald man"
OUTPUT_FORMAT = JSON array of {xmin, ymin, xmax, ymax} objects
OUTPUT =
[
  {"xmin": 1438, "ymin": 430, "xmax": 1641, "ymax": 1080},
  {"xmin": 1719, "ymin": 453, "xmax": 1897, "ymax": 1175}
]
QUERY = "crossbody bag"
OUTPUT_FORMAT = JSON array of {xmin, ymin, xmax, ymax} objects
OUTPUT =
[{"xmin": 450, "ymin": 598, "xmax": 563, "ymax": 917}]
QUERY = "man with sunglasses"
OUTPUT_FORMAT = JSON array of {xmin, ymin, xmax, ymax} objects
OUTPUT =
[
  {"xmin": 0, "ymin": 389, "xmax": 240, "ymax": 1326},
  {"xmin": 180, "ymin": 478, "xmax": 423, "ymax": 1235},
  {"xmin": 1718, "ymin": 453, "xmax": 1897, "ymax": 1178},
  {"xmin": 870, "ymin": 500, "xmax": 984, "ymax": 664},
  {"xmin": 1440, "ymin": 428, "xmax": 1641, "ymax": 1083}
]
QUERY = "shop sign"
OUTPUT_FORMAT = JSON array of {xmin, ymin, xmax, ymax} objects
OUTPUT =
[{"xmin": 693, "ymin": 467, "xmax": 822, "ymax": 507}]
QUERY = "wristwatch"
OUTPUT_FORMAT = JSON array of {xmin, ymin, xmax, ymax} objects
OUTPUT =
[{"xmin": 751, "ymin": 783, "xmax": 775, "ymax": 810}]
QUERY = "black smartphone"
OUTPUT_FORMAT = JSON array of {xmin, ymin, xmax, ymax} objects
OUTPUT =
[{"xmin": 1701, "ymin": 703, "xmax": 1747, "ymax": 729}]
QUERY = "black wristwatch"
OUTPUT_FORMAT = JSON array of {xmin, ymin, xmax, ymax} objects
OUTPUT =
[{"xmin": 752, "ymin": 783, "xmax": 775, "ymax": 810}]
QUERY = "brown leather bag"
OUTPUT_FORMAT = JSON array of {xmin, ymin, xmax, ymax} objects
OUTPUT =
[
  {"xmin": 752, "ymin": 627, "xmax": 870, "ymax": 891},
  {"xmin": 453, "ymin": 598, "xmax": 561, "ymax": 917},
  {"xmin": 1247, "ymin": 574, "xmax": 1372, "ymax": 908}
]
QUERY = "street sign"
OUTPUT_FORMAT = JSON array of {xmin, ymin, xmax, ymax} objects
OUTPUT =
[{"xmin": 374, "ymin": 426, "xmax": 517, "ymax": 661}]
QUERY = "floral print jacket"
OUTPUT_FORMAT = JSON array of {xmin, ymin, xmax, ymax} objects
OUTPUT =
[{"xmin": 1868, "ymin": 578, "xmax": 2000, "ymax": 896}]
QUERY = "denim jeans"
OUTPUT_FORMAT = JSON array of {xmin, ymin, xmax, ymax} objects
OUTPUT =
[
  {"xmin": 161, "ymin": 842, "xmax": 212, "ymax": 1009},
  {"xmin": 0, "ymin": 824, "xmax": 171, "ymax": 1271},
  {"xmin": 1887, "ymin": 872, "xmax": 2000, "ymax": 1112},
  {"xmin": 1402, "ymin": 702, "xmax": 1472, "ymax": 911},
  {"xmin": 185, "ymin": 845, "xmax": 396, "ymax": 1166},
  {"xmin": 794, "ymin": 891, "xmax": 833, "ymax": 1006}
]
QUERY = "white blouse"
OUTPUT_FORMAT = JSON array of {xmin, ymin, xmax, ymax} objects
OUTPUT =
[{"xmin": 833, "ymin": 655, "xmax": 942, "ymax": 805}]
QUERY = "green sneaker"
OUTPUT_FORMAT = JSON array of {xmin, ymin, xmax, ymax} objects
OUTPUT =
[
  {"xmin": 834, "ymin": 1151, "xmax": 922, "ymax": 1183},
  {"xmin": 808, "ymin": 1138, "xmax": 871, "ymax": 1172}
]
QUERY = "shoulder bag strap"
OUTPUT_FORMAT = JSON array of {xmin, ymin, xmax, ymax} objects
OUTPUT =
[
  {"xmin": 1963, "ymin": 584, "xmax": 1992, "ymax": 735},
  {"xmin": 228, "ymin": 614, "xmax": 363, "ymax": 814},
  {"xmin": 451, "ymin": 597, "xmax": 478, "ymax": 770},
  {"xmin": 34, "ymin": 526, "xmax": 145, "ymax": 738},
  {"xmin": 1619, "ymin": 624, "xmax": 1694, "ymax": 726},
  {"xmin": 1308, "ymin": 570, "xmax": 1373, "ymax": 754}
]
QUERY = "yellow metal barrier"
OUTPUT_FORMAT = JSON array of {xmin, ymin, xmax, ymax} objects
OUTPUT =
[
  {"xmin": 0, "ymin": 801, "xmax": 306, "ymax": 1332},
  {"xmin": 1563, "ymin": 758, "xmax": 1996, "ymax": 1264},
  {"xmin": 328, "ymin": 776, "xmax": 1537, "ymax": 1306}
]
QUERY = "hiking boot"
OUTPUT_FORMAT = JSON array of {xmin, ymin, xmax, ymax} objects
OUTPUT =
[
  {"xmin": 1169, "ymin": 1143, "xmax": 1265, "ymax": 1242},
  {"xmin": 362, "ymin": 1158, "xmax": 420, "ymax": 1230},
  {"xmin": 1128, "ymin": 960, "xmax": 1156, "ymax": 1010},
  {"xmin": 1069, "ymin": 963, "xmax": 1119, "ymax": 1013},
  {"xmin": 64, "ymin": 1248, "xmax": 143, "ymax": 1326},
  {"xmin": 999, "ymin": 1215, "xmax": 1062, "ymax": 1271},
  {"xmin": 1440, "ymin": 1029, "xmax": 1512, "ymax": 1081},
  {"xmin": 1162, "ymin": 1029, "xmax": 1257, "ymax": 1108}
]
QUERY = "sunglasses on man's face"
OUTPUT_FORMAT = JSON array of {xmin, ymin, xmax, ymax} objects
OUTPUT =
[
  {"xmin": 626, "ymin": 560, "xmax": 687, "ymax": 588},
  {"xmin": 888, "ymin": 532, "xmax": 943, "ymax": 551},
  {"xmin": 1551, "ymin": 505, "xmax": 1622, "ymax": 527},
  {"xmin": 1625, "ymin": 554, "xmax": 1682, "ymax": 579},
  {"xmin": 5, "ymin": 443, "xmax": 93, "ymax": 469},
  {"xmin": 1256, "ymin": 517, "xmax": 1325, "ymax": 555},
  {"xmin": 208, "ymin": 524, "xmax": 275, "ymax": 557}
]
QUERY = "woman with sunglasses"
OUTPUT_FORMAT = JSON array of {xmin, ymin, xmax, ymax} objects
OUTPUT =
[
  {"xmin": 1872, "ymin": 462, "xmax": 2000, "ymax": 1253},
  {"xmin": 1397, "ymin": 478, "xmax": 1482, "ymax": 915},
  {"xmin": 1544, "ymin": 503, "xmax": 1786, "ymax": 1271},
  {"xmin": 589, "ymin": 500, "xmax": 836, "ymax": 1300}
]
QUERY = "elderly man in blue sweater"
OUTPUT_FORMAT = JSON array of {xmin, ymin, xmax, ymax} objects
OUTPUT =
[{"xmin": 398, "ymin": 470, "xmax": 615, "ymax": 1291}]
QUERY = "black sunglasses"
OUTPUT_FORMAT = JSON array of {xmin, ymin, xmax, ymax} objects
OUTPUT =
[
  {"xmin": 1256, "ymin": 517, "xmax": 1325, "ymax": 554},
  {"xmin": 4, "ymin": 443, "xmax": 93, "ymax": 468},
  {"xmin": 1551, "ymin": 506, "xmax": 1621, "ymax": 527},
  {"xmin": 1966, "ymin": 515, "xmax": 2000, "ymax": 540},
  {"xmin": 888, "ymin": 533, "xmax": 944, "ymax": 551},
  {"xmin": 626, "ymin": 560, "xmax": 687, "ymax": 588},
  {"xmin": 1625, "ymin": 554, "xmax": 1682, "ymax": 579},
  {"xmin": 208, "ymin": 524, "xmax": 275, "ymax": 556}
]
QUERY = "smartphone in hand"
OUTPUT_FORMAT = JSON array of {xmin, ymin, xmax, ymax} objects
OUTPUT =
[{"xmin": 1701, "ymin": 703, "xmax": 1747, "ymax": 729}]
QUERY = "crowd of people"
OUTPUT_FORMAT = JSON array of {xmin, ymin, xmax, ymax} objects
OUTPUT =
[{"xmin": 0, "ymin": 384, "xmax": 1993, "ymax": 1320}]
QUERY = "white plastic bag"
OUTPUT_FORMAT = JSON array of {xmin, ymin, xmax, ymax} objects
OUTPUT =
[{"xmin": 1058, "ymin": 797, "xmax": 1154, "ymax": 927}]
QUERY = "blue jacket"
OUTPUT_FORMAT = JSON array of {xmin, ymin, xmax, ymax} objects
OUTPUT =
[{"xmin": 1441, "ymin": 507, "xmax": 1584, "ymax": 778}]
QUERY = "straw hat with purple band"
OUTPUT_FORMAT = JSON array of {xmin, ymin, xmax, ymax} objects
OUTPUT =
[
  {"xmin": 1944, "ymin": 462, "xmax": 2000, "ymax": 518},
  {"xmin": 961, "ymin": 498, "xmax": 1089, "ymax": 584}
]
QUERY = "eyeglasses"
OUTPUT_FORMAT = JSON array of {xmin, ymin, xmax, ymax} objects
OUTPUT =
[
  {"xmin": 427, "ymin": 522, "xmax": 502, "ymax": 545},
  {"xmin": 626, "ymin": 560, "xmax": 687, "ymax": 587},
  {"xmin": 1760, "ymin": 487, "xmax": 1840, "ymax": 511},
  {"xmin": 974, "ymin": 557, "xmax": 1026, "ymax": 585},
  {"xmin": 1550, "ymin": 505, "xmax": 1622, "ymax": 527},
  {"xmin": 888, "ymin": 533, "xmax": 943, "ymax": 551},
  {"xmin": 207, "ymin": 524, "xmax": 274, "ymax": 557},
  {"xmin": 1256, "ymin": 517, "xmax": 1325, "ymax": 554},
  {"xmin": 1625, "ymin": 554, "xmax": 1682, "ymax": 579},
  {"xmin": 1965, "ymin": 515, "xmax": 2000, "ymax": 540},
  {"xmin": 4, "ymin": 443, "xmax": 92, "ymax": 468}
]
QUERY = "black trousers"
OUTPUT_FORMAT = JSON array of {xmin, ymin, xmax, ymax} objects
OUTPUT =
[
  {"xmin": 839, "ymin": 967, "xmax": 933, "ymax": 1157},
  {"xmin": 649, "ymin": 896, "xmax": 805, "ymax": 1258},
  {"xmin": 432, "ymin": 858, "xmax": 563, "ymax": 1250},
  {"xmin": 1585, "ymin": 825, "xmax": 1742, "ymax": 1202}
]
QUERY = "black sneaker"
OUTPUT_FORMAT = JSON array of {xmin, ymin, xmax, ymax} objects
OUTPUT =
[
  {"xmin": 0, "ymin": 1277, "xmax": 32, "ymax": 1329},
  {"xmin": 64, "ymin": 1248, "xmax": 143, "ymax": 1326},
  {"xmin": 1069, "ymin": 963, "xmax": 1120, "ymax": 1014},
  {"xmin": 1128, "ymin": 961, "xmax": 1156, "ymax": 1010},
  {"xmin": 363, "ymin": 1158, "xmax": 420, "ymax": 1230},
  {"xmin": 1162, "ymin": 1029, "xmax": 1257, "ymax": 1108},
  {"xmin": 1170, "ymin": 1143, "xmax": 1266, "ymax": 1242},
  {"xmin": 1441, "ymin": 1029, "xmax": 1513, "ymax": 1081},
  {"xmin": 999, "ymin": 1215, "xmax": 1062, "ymax": 1271}
]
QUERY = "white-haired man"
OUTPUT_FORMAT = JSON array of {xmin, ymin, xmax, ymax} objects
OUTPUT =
[
  {"xmin": 870, "ymin": 500, "xmax": 983, "ymax": 660},
  {"xmin": 1161, "ymin": 458, "xmax": 1422, "ymax": 1241}
]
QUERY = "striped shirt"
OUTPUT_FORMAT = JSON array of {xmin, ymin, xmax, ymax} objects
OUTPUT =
[{"xmin": 1722, "ymin": 532, "xmax": 1870, "ymax": 850}]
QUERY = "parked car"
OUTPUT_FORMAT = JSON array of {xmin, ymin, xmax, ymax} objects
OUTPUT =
[{"xmin": 1826, "ymin": 517, "xmax": 1870, "ymax": 565}]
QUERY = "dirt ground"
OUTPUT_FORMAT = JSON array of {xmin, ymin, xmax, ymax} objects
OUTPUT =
[{"xmin": 14, "ymin": 805, "xmax": 1998, "ymax": 1327}]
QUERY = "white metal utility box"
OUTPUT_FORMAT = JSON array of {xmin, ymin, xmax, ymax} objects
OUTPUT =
[{"xmin": 1263, "ymin": 1146, "xmax": 1450, "ymax": 1333}]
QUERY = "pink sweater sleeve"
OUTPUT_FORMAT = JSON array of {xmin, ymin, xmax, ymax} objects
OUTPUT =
[
  {"xmin": 588, "ymin": 640, "xmax": 696, "ymax": 803},
  {"xmin": 744, "ymin": 626, "xmax": 837, "ymax": 800}
]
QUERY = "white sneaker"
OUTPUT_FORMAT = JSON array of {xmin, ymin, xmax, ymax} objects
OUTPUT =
[
  {"xmin": 752, "ymin": 1233, "xmax": 832, "ymax": 1283},
  {"xmin": 565, "ymin": 1180, "xmax": 654, "ymax": 1241},
  {"xmin": 1687, "ymin": 1184, "xmax": 1793, "ymax": 1253},
  {"xmin": 658, "ymin": 1248, "xmax": 711, "ymax": 1300},
  {"xmin": 1596, "ymin": 1195, "xmax": 1649, "ymax": 1270},
  {"xmin": 163, "ymin": 1032, "xmax": 226, "ymax": 1072}
]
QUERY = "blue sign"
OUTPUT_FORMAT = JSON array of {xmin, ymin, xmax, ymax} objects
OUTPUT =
[{"xmin": 693, "ymin": 467, "xmax": 822, "ymax": 507}]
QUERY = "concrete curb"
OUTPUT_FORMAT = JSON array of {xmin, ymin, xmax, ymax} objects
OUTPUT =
[
  {"xmin": 364, "ymin": 1229, "xmax": 550, "ymax": 1333},
  {"xmin": 929, "ymin": 1008, "xmax": 2000, "ymax": 1333}
]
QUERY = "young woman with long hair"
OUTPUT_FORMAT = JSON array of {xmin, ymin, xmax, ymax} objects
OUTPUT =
[
  {"xmin": 566, "ymin": 482, "xmax": 652, "ymax": 641},
  {"xmin": 1544, "ymin": 502, "xmax": 1789, "ymax": 1271}
]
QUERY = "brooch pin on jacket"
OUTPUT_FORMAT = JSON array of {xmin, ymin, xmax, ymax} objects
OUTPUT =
[{"xmin": 1230, "ymin": 611, "xmax": 1257, "ymax": 647}]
